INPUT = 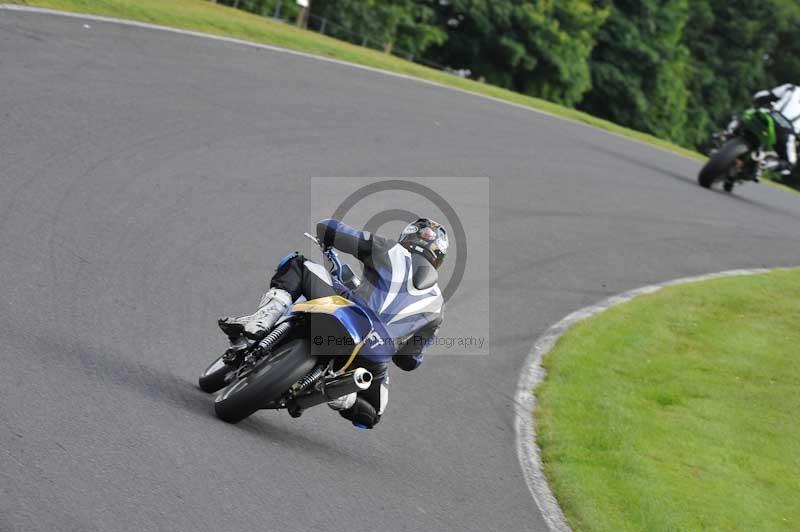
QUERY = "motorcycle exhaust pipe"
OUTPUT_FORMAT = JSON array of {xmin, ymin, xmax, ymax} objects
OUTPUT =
[{"xmin": 292, "ymin": 368, "xmax": 372, "ymax": 410}]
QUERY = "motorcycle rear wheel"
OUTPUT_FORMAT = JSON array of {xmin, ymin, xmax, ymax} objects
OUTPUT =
[
  {"xmin": 214, "ymin": 338, "xmax": 315, "ymax": 424},
  {"xmin": 698, "ymin": 137, "xmax": 750, "ymax": 189}
]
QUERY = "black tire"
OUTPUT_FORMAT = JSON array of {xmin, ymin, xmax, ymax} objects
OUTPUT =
[
  {"xmin": 214, "ymin": 338, "xmax": 316, "ymax": 424},
  {"xmin": 198, "ymin": 355, "xmax": 234, "ymax": 394},
  {"xmin": 698, "ymin": 137, "xmax": 750, "ymax": 188}
]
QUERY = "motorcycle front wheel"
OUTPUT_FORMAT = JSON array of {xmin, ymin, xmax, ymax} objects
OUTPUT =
[
  {"xmin": 698, "ymin": 137, "xmax": 750, "ymax": 189},
  {"xmin": 214, "ymin": 338, "xmax": 316, "ymax": 424},
  {"xmin": 198, "ymin": 355, "xmax": 234, "ymax": 394}
]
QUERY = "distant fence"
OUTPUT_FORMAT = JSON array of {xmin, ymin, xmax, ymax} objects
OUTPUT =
[{"xmin": 213, "ymin": 0, "xmax": 470, "ymax": 77}]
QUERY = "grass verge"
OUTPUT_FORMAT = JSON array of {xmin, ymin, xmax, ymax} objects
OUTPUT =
[
  {"xmin": 536, "ymin": 268, "xmax": 800, "ymax": 532},
  {"xmin": 9, "ymin": 0, "xmax": 704, "ymax": 162}
]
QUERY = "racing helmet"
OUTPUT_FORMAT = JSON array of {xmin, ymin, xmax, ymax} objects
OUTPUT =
[{"xmin": 399, "ymin": 218, "xmax": 449, "ymax": 269}]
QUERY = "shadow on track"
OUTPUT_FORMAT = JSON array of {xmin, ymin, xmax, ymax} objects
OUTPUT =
[
  {"xmin": 12, "ymin": 326, "xmax": 213, "ymax": 419},
  {"xmin": 580, "ymin": 140, "xmax": 800, "ymax": 219},
  {"xmin": 231, "ymin": 415, "xmax": 390, "ymax": 469},
  {"xmin": 22, "ymin": 327, "xmax": 384, "ymax": 464},
  {"xmin": 713, "ymin": 187, "xmax": 800, "ymax": 221},
  {"xmin": 577, "ymin": 139, "xmax": 698, "ymax": 186}
]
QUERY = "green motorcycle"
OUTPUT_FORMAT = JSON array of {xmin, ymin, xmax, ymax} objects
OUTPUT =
[{"xmin": 698, "ymin": 108, "xmax": 792, "ymax": 192}]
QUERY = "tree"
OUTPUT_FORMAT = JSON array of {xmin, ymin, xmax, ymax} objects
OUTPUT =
[
  {"xmin": 424, "ymin": 0, "xmax": 608, "ymax": 106},
  {"xmin": 765, "ymin": 0, "xmax": 800, "ymax": 87},
  {"xmin": 309, "ymin": 0, "xmax": 445, "ymax": 57},
  {"xmin": 681, "ymin": 0, "xmax": 781, "ymax": 148},
  {"xmin": 579, "ymin": 0, "xmax": 690, "ymax": 145}
]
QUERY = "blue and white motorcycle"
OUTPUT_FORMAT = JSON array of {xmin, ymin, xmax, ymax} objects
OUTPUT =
[{"xmin": 198, "ymin": 232, "xmax": 392, "ymax": 424}]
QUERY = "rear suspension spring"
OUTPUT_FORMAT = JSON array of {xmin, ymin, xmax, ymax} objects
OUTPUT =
[
  {"xmin": 252, "ymin": 321, "xmax": 292, "ymax": 357},
  {"xmin": 292, "ymin": 366, "xmax": 324, "ymax": 394}
]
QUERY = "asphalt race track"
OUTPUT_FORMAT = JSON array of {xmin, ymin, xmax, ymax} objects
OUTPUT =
[{"xmin": 3, "ymin": 10, "xmax": 800, "ymax": 532}]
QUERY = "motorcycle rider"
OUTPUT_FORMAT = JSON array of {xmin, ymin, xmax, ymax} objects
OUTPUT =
[
  {"xmin": 217, "ymin": 217, "xmax": 448, "ymax": 429},
  {"xmin": 752, "ymin": 83, "xmax": 800, "ymax": 175}
]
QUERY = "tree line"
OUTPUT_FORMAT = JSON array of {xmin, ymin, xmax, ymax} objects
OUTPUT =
[{"xmin": 220, "ymin": 0, "xmax": 800, "ymax": 152}]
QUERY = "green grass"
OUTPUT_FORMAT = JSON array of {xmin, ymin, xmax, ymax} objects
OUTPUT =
[
  {"xmin": 10, "ymin": 0, "xmax": 705, "ymax": 162},
  {"xmin": 536, "ymin": 269, "xmax": 800, "ymax": 532}
]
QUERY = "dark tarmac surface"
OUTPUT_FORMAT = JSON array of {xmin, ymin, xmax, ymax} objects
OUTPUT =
[{"xmin": 2, "ymin": 10, "xmax": 800, "ymax": 532}]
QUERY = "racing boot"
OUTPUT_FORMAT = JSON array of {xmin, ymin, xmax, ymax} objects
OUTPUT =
[
  {"xmin": 778, "ymin": 160, "xmax": 793, "ymax": 177},
  {"xmin": 218, "ymin": 287, "xmax": 292, "ymax": 342},
  {"xmin": 764, "ymin": 157, "xmax": 793, "ymax": 177}
]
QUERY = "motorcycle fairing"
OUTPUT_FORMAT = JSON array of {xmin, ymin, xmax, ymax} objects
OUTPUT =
[
  {"xmin": 291, "ymin": 296, "xmax": 396, "ymax": 362},
  {"xmin": 742, "ymin": 109, "xmax": 777, "ymax": 150}
]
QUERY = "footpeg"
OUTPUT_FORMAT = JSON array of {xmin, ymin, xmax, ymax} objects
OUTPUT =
[{"xmin": 222, "ymin": 346, "xmax": 246, "ymax": 366}]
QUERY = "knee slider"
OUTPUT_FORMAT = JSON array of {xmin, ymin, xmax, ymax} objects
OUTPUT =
[
  {"xmin": 340, "ymin": 397, "xmax": 381, "ymax": 429},
  {"xmin": 271, "ymin": 252, "xmax": 306, "ymax": 301}
]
